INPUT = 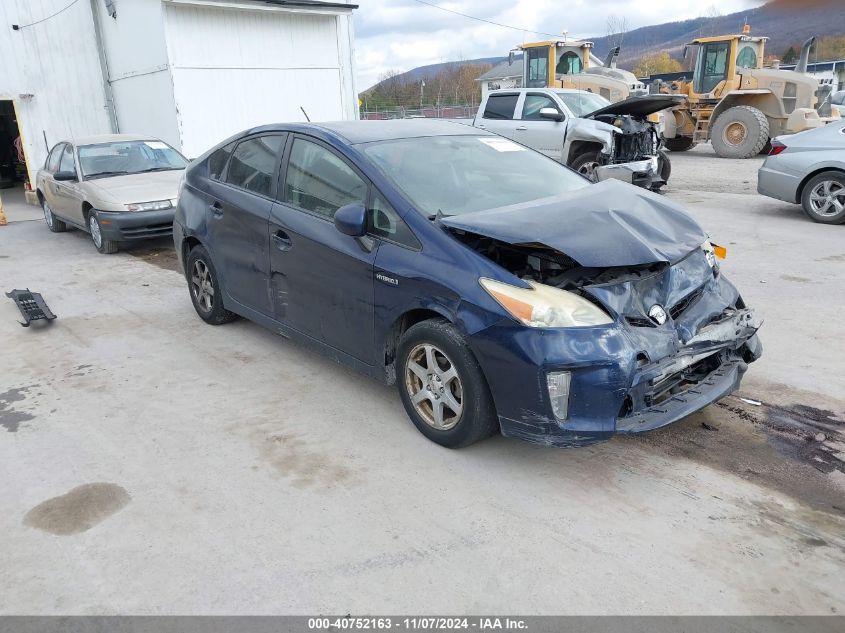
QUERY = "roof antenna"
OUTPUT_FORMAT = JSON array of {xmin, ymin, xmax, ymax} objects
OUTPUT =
[{"xmin": 300, "ymin": 106, "xmax": 311, "ymax": 122}]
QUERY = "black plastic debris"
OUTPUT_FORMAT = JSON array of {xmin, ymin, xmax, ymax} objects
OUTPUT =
[{"xmin": 5, "ymin": 289, "xmax": 57, "ymax": 327}]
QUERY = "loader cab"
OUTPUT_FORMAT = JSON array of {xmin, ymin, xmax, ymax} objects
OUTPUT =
[
  {"xmin": 520, "ymin": 40, "xmax": 594, "ymax": 88},
  {"xmin": 688, "ymin": 35, "xmax": 766, "ymax": 97}
]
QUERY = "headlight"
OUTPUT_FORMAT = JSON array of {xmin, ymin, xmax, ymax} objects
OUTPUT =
[
  {"xmin": 480, "ymin": 278, "xmax": 613, "ymax": 328},
  {"xmin": 126, "ymin": 199, "xmax": 173, "ymax": 212}
]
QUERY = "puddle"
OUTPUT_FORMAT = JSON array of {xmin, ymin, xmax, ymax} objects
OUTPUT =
[
  {"xmin": 23, "ymin": 483, "xmax": 131, "ymax": 535},
  {"xmin": 0, "ymin": 385, "xmax": 37, "ymax": 432}
]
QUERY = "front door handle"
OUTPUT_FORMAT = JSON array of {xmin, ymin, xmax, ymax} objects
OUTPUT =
[
  {"xmin": 272, "ymin": 230, "xmax": 292, "ymax": 251},
  {"xmin": 210, "ymin": 201, "xmax": 223, "ymax": 218},
  {"xmin": 515, "ymin": 126, "xmax": 527, "ymax": 131}
]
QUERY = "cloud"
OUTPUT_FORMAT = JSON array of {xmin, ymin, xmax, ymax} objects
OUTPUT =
[{"xmin": 351, "ymin": 0, "xmax": 763, "ymax": 90}]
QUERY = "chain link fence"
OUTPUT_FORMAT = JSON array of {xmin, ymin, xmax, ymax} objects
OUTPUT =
[{"xmin": 360, "ymin": 104, "xmax": 479, "ymax": 120}]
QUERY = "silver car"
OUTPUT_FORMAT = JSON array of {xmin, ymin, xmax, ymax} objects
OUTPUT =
[
  {"xmin": 36, "ymin": 134, "xmax": 188, "ymax": 253},
  {"xmin": 758, "ymin": 119, "xmax": 845, "ymax": 224}
]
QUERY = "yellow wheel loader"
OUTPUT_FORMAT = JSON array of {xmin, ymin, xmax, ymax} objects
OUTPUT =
[
  {"xmin": 661, "ymin": 30, "xmax": 836, "ymax": 158},
  {"xmin": 513, "ymin": 39, "xmax": 648, "ymax": 102}
]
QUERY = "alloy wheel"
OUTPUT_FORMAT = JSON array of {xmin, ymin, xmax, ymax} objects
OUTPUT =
[
  {"xmin": 577, "ymin": 162, "xmax": 600, "ymax": 182},
  {"xmin": 43, "ymin": 202, "xmax": 54, "ymax": 229},
  {"xmin": 404, "ymin": 343, "xmax": 464, "ymax": 430},
  {"xmin": 809, "ymin": 180, "xmax": 845, "ymax": 217},
  {"xmin": 191, "ymin": 259, "xmax": 215, "ymax": 313},
  {"xmin": 89, "ymin": 215, "xmax": 103, "ymax": 248}
]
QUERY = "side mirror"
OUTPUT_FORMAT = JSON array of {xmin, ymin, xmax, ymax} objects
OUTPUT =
[
  {"xmin": 508, "ymin": 51, "xmax": 514, "ymax": 65},
  {"xmin": 539, "ymin": 107, "xmax": 564, "ymax": 122},
  {"xmin": 54, "ymin": 170, "xmax": 76, "ymax": 181},
  {"xmin": 334, "ymin": 203, "xmax": 367, "ymax": 237},
  {"xmin": 682, "ymin": 45, "xmax": 688, "ymax": 60}
]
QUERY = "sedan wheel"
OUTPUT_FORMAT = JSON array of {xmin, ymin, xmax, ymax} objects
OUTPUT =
[
  {"xmin": 184, "ymin": 245, "xmax": 238, "ymax": 325},
  {"xmin": 801, "ymin": 171, "xmax": 845, "ymax": 225},
  {"xmin": 89, "ymin": 213, "xmax": 118, "ymax": 254},
  {"xmin": 42, "ymin": 199, "xmax": 67, "ymax": 233},
  {"xmin": 405, "ymin": 343, "xmax": 464, "ymax": 430},
  {"xmin": 397, "ymin": 319, "xmax": 498, "ymax": 448},
  {"xmin": 191, "ymin": 259, "xmax": 215, "ymax": 314}
]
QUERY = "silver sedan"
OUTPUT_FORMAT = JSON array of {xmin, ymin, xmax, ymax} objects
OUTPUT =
[{"xmin": 758, "ymin": 119, "xmax": 845, "ymax": 224}]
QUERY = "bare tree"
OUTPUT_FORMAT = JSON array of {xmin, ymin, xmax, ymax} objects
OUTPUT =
[{"xmin": 606, "ymin": 15, "xmax": 629, "ymax": 51}]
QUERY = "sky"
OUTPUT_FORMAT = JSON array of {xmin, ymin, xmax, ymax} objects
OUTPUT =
[{"xmin": 351, "ymin": 0, "xmax": 765, "ymax": 90}]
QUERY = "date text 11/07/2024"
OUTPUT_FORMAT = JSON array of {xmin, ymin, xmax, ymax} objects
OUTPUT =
[{"xmin": 307, "ymin": 617, "xmax": 528, "ymax": 630}]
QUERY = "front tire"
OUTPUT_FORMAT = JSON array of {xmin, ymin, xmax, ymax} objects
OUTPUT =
[
  {"xmin": 397, "ymin": 319, "xmax": 498, "ymax": 448},
  {"xmin": 571, "ymin": 151, "xmax": 601, "ymax": 182},
  {"xmin": 42, "ymin": 199, "xmax": 67, "ymax": 233},
  {"xmin": 186, "ymin": 245, "xmax": 238, "ymax": 325},
  {"xmin": 801, "ymin": 171, "xmax": 845, "ymax": 224},
  {"xmin": 657, "ymin": 149, "xmax": 671, "ymax": 188},
  {"xmin": 710, "ymin": 106, "xmax": 770, "ymax": 158},
  {"xmin": 89, "ymin": 212, "xmax": 118, "ymax": 254}
]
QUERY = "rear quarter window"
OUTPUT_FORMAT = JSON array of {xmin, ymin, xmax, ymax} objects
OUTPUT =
[{"xmin": 207, "ymin": 142, "xmax": 236, "ymax": 181}]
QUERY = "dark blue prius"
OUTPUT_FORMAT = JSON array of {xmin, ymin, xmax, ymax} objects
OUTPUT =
[{"xmin": 174, "ymin": 120, "xmax": 762, "ymax": 448}]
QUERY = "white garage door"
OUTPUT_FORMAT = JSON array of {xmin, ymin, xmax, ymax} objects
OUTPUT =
[{"xmin": 164, "ymin": 3, "xmax": 351, "ymax": 157}]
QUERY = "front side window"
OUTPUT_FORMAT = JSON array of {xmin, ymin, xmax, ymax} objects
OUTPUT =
[
  {"xmin": 522, "ymin": 94, "xmax": 560, "ymax": 121},
  {"xmin": 526, "ymin": 47, "xmax": 549, "ymax": 88},
  {"xmin": 224, "ymin": 135, "xmax": 285, "ymax": 198},
  {"xmin": 482, "ymin": 94, "xmax": 518, "ymax": 120},
  {"xmin": 364, "ymin": 135, "xmax": 588, "ymax": 217},
  {"xmin": 694, "ymin": 42, "xmax": 730, "ymax": 94},
  {"xmin": 46, "ymin": 144, "xmax": 64, "ymax": 172},
  {"xmin": 59, "ymin": 145, "xmax": 76, "ymax": 175},
  {"xmin": 78, "ymin": 140, "xmax": 188, "ymax": 179},
  {"xmin": 284, "ymin": 138, "xmax": 367, "ymax": 219}
]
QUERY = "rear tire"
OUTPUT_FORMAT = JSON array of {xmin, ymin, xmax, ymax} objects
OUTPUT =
[
  {"xmin": 800, "ymin": 171, "xmax": 845, "ymax": 224},
  {"xmin": 658, "ymin": 149, "xmax": 671, "ymax": 184},
  {"xmin": 397, "ymin": 319, "xmax": 498, "ymax": 448},
  {"xmin": 571, "ymin": 151, "xmax": 601, "ymax": 182},
  {"xmin": 42, "ymin": 199, "xmax": 67, "ymax": 233},
  {"xmin": 711, "ymin": 106, "xmax": 770, "ymax": 158},
  {"xmin": 185, "ymin": 245, "xmax": 238, "ymax": 325},
  {"xmin": 663, "ymin": 136, "xmax": 696, "ymax": 152}
]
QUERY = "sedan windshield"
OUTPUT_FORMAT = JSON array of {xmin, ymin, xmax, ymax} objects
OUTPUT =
[
  {"xmin": 363, "ymin": 135, "xmax": 588, "ymax": 216},
  {"xmin": 78, "ymin": 140, "xmax": 188, "ymax": 179},
  {"xmin": 555, "ymin": 92, "xmax": 612, "ymax": 117}
]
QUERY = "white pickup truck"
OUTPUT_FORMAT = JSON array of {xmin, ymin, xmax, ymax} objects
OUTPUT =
[{"xmin": 468, "ymin": 88, "xmax": 684, "ymax": 190}]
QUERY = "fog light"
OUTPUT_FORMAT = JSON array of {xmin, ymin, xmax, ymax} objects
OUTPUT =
[{"xmin": 546, "ymin": 371, "xmax": 571, "ymax": 420}]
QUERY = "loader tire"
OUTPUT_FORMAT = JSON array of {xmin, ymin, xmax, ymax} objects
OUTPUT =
[
  {"xmin": 663, "ymin": 136, "xmax": 696, "ymax": 152},
  {"xmin": 711, "ymin": 106, "xmax": 770, "ymax": 159}
]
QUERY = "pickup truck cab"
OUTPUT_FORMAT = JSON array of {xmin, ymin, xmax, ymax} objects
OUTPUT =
[{"xmin": 471, "ymin": 88, "xmax": 683, "ymax": 190}]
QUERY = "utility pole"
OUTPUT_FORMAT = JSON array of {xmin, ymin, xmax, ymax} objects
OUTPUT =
[{"xmin": 420, "ymin": 80, "xmax": 425, "ymax": 110}]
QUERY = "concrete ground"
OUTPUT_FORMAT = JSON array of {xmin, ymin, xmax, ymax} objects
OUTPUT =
[{"xmin": 1, "ymin": 146, "xmax": 844, "ymax": 615}]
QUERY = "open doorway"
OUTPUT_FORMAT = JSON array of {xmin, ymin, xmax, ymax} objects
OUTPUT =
[{"xmin": 0, "ymin": 99, "xmax": 29, "ymax": 208}]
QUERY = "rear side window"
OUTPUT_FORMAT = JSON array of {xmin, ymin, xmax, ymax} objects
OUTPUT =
[
  {"xmin": 46, "ymin": 144, "xmax": 64, "ymax": 172},
  {"xmin": 208, "ymin": 142, "xmax": 236, "ymax": 181},
  {"xmin": 224, "ymin": 135, "xmax": 285, "ymax": 197},
  {"xmin": 283, "ymin": 138, "xmax": 367, "ymax": 219},
  {"xmin": 483, "ymin": 94, "xmax": 518, "ymax": 120}
]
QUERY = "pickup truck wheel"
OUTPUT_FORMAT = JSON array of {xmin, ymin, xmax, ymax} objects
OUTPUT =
[
  {"xmin": 711, "ymin": 106, "xmax": 770, "ymax": 158},
  {"xmin": 42, "ymin": 199, "xmax": 67, "ymax": 233},
  {"xmin": 801, "ymin": 171, "xmax": 845, "ymax": 224},
  {"xmin": 397, "ymin": 319, "xmax": 498, "ymax": 448},
  {"xmin": 663, "ymin": 136, "xmax": 696, "ymax": 152},
  {"xmin": 571, "ymin": 151, "xmax": 601, "ymax": 182},
  {"xmin": 658, "ymin": 149, "xmax": 672, "ymax": 183}
]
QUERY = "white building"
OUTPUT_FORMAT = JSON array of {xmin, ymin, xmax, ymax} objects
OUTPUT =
[
  {"xmin": 476, "ymin": 57, "xmax": 522, "ymax": 99},
  {"xmin": 0, "ymin": 0, "xmax": 358, "ymax": 196}
]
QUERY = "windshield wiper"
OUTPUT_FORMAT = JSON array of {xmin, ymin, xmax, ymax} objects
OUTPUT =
[
  {"xmin": 133, "ymin": 166, "xmax": 182, "ymax": 173},
  {"xmin": 86, "ymin": 170, "xmax": 129, "ymax": 179}
]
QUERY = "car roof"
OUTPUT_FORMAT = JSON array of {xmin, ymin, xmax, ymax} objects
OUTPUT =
[
  {"xmin": 70, "ymin": 133, "xmax": 162, "ymax": 147},
  {"xmin": 252, "ymin": 119, "xmax": 487, "ymax": 145}
]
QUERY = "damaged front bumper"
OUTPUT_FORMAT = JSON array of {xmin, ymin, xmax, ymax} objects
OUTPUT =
[
  {"xmin": 466, "ymin": 256, "xmax": 762, "ymax": 448},
  {"xmin": 595, "ymin": 156, "xmax": 663, "ymax": 190}
]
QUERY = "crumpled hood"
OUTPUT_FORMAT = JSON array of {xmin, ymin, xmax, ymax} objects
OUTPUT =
[
  {"xmin": 440, "ymin": 179, "xmax": 707, "ymax": 267},
  {"xmin": 586, "ymin": 94, "xmax": 686, "ymax": 119}
]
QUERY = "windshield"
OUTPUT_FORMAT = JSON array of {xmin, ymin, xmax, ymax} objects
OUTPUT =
[
  {"xmin": 363, "ymin": 135, "xmax": 588, "ymax": 217},
  {"xmin": 555, "ymin": 91, "xmax": 612, "ymax": 117},
  {"xmin": 78, "ymin": 140, "xmax": 188, "ymax": 178}
]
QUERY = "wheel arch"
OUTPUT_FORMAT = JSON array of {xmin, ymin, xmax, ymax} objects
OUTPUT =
[
  {"xmin": 181, "ymin": 235, "xmax": 204, "ymax": 274},
  {"xmin": 566, "ymin": 139, "xmax": 604, "ymax": 165},
  {"xmin": 382, "ymin": 307, "xmax": 454, "ymax": 385},
  {"xmin": 797, "ymin": 167, "xmax": 845, "ymax": 204}
]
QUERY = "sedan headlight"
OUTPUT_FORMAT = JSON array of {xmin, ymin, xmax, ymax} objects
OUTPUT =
[
  {"xmin": 480, "ymin": 278, "xmax": 613, "ymax": 328},
  {"xmin": 702, "ymin": 240, "xmax": 727, "ymax": 268},
  {"xmin": 126, "ymin": 199, "xmax": 173, "ymax": 212}
]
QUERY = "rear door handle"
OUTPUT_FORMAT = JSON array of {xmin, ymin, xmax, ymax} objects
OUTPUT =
[
  {"xmin": 515, "ymin": 126, "xmax": 527, "ymax": 131},
  {"xmin": 210, "ymin": 201, "xmax": 223, "ymax": 218},
  {"xmin": 272, "ymin": 229, "xmax": 292, "ymax": 251}
]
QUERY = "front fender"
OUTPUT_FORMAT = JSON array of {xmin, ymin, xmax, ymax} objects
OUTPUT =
[{"xmin": 566, "ymin": 119, "xmax": 618, "ymax": 156}]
